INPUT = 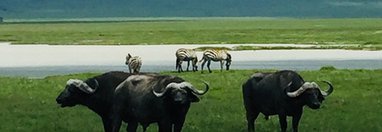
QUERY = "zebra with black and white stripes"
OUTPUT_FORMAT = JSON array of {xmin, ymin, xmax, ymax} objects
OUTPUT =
[
  {"xmin": 125, "ymin": 53, "xmax": 142, "ymax": 74},
  {"xmin": 175, "ymin": 48, "xmax": 198, "ymax": 73},
  {"xmin": 199, "ymin": 49, "xmax": 232, "ymax": 73}
]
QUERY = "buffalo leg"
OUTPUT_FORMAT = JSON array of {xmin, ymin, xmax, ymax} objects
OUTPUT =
[
  {"xmin": 246, "ymin": 111, "xmax": 259, "ymax": 132},
  {"xmin": 110, "ymin": 116, "xmax": 122, "ymax": 132},
  {"xmin": 141, "ymin": 124, "xmax": 149, "ymax": 132},
  {"xmin": 292, "ymin": 114, "xmax": 302, "ymax": 132},
  {"xmin": 242, "ymin": 83, "xmax": 257, "ymax": 132},
  {"xmin": 110, "ymin": 103, "xmax": 124, "ymax": 132},
  {"xmin": 158, "ymin": 121, "xmax": 172, "ymax": 132},
  {"xmin": 278, "ymin": 114, "xmax": 288, "ymax": 132},
  {"xmin": 102, "ymin": 117, "xmax": 112, "ymax": 132},
  {"xmin": 174, "ymin": 113, "xmax": 188, "ymax": 132},
  {"xmin": 127, "ymin": 121, "xmax": 138, "ymax": 132},
  {"xmin": 174, "ymin": 120, "xmax": 186, "ymax": 132}
]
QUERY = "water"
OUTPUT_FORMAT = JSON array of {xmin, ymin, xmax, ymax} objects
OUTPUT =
[
  {"xmin": 1, "ymin": 43, "xmax": 381, "ymax": 78},
  {"xmin": 1, "ymin": 60, "xmax": 380, "ymax": 78}
]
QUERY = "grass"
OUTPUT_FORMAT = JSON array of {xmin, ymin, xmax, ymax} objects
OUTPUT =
[
  {"xmin": 195, "ymin": 44, "xmax": 382, "ymax": 51},
  {"xmin": 194, "ymin": 46, "xmax": 233, "ymax": 51},
  {"xmin": 1, "ymin": 18, "xmax": 382, "ymax": 46},
  {"xmin": 231, "ymin": 45, "xmax": 382, "ymax": 51},
  {"xmin": 0, "ymin": 69, "xmax": 381, "ymax": 131}
]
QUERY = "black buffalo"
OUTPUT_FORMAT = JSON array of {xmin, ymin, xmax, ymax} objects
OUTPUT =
[
  {"xmin": 242, "ymin": 70, "xmax": 334, "ymax": 132},
  {"xmin": 56, "ymin": 71, "xmax": 134, "ymax": 132},
  {"xmin": 110, "ymin": 74, "xmax": 209, "ymax": 132}
]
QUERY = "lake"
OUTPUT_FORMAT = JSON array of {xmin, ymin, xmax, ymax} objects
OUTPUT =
[{"xmin": 1, "ymin": 43, "xmax": 381, "ymax": 78}]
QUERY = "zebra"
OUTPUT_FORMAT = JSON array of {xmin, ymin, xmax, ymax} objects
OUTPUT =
[
  {"xmin": 175, "ymin": 48, "xmax": 198, "ymax": 73},
  {"xmin": 199, "ymin": 49, "xmax": 232, "ymax": 73},
  {"xmin": 125, "ymin": 53, "xmax": 142, "ymax": 74}
]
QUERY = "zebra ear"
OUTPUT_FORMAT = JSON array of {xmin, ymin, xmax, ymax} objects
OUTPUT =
[{"xmin": 128, "ymin": 53, "xmax": 131, "ymax": 57}]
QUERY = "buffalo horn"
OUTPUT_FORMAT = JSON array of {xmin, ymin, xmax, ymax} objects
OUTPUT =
[
  {"xmin": 286, "ymin": 82, "xmax": 311, "ymax": 98},
  {"xmin": 184, "ymin": 81, "xmax": 209, "ymax": 95},
  {"xmin": 320, "ymin": 81, "xmax": 334, "ymax": 97},
  {"xmin": 153, "ymin": 82, "xmax": 178, "ymax": 97},
  {"xmin": 67, "ymin": 79, "xmax": 98, "ymax": 94}
]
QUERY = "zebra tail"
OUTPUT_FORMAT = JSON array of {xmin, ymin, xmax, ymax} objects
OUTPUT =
[{"xmin": 198, "ymin": 56, "xmax": 204, "ymax": 63}]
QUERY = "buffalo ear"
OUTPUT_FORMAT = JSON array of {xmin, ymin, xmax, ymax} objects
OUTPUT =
[{"xmin": 189, "ymin": 94, "xmax": 200, "ymax": 102}]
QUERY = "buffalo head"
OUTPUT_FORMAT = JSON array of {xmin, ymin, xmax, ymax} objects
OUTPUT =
[
  {"xmin": 56, "ymin": 79, "xmax": 99, "ymax": 107},
  {"xmin": 153, "ymin": 81, "xmax": 209, "ymax": 104},
  {"xmin": 286, "ymin": 81, "xmax": 334, "ymax": 109}
]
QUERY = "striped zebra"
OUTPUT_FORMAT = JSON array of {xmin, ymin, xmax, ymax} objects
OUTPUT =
[
  {"xmin": 175, "ymin": 48, "xmax": 198, "ymax": 73},
  {"xmin": 199, "ymin": 49, "xmax": 232, "ymax": 73},
  {"xmin": 125, "ymin": 53, "xmax": 142, "ymax": 74}
]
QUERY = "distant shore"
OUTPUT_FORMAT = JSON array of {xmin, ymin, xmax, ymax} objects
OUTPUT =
[{"xmin": 2, "ymin": 19, "xmax": 381, "ymax": 45}]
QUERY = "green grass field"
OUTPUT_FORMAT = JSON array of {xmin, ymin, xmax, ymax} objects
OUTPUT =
[
  {"xmin": 0, "ymin": 69, "xmax": 381, "ymax": 132},
  {"xmin": 1, "ymin": 18, "xmax": 382, "ymax": 46}
]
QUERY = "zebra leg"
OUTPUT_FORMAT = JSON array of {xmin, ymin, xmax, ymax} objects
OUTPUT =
[
  {"xmin": 220, "ymin": 60, "xmax": 223, "ymax": 72},
  {"xmin": 175, "ymin": 58, "xmax": 179, "ymax": 71},
  {"xmin": 179, "ymin": 61, "xmax": 184, "ymax": 72},
  {"xmin": 192, "ymin": 62, "xmax": 197, "ymax": 72},
  {"xmin": 207, "ymin": 60, "xmax": 212, "ymax": 73},
  {"xmin": 128, "ymin": 66, "xmax": 132, "ymax": 73},
  {"xmin": 176, "ymin": 58, "xmax": 181, "ymax": 73},
  {"xmin": 177, "ymin": 60, "xmax": 184, "ymax": 73},
  {"xmin": 201, "ymin": 59, "xmax": 207, "ymax": 73},
  {"xmin": 137, "ymin": 65, "xmax": 141, "ymax": 74},
  {"xmin": 193, "ymin": 65, "xmax": 197, "ymax": 72},
  {"xmin": 186, "ymin": 60, "xmax": 190, "ymax": 72}
]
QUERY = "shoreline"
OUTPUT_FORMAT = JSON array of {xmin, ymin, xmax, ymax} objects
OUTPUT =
[
  {"xmin": 2, "ymin": 42, "xmax": 379, "ymax": 51},
  {"xmin": 1, "ymin": 60, "xmax": 382, "ymax": 78}
]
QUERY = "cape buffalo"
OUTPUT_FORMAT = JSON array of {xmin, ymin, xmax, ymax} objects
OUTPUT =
[
  {"xmin": 56, "ymin": 71, "xmax": 134, "ymax": 132},
  {"xmin": 242, "ymin": 70, "xmax": 334, "ymax": 132},
  {"xmin": 110, "ymin": 74, "xmax": 209, "ymax": 132}
]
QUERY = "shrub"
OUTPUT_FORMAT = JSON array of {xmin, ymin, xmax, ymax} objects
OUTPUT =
[{"xmin": 320, "ymin": 65, "xmax": 337, "ymax": 71}]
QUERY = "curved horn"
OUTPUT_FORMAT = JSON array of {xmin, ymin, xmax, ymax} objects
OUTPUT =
[
  {"xmin": 153, "ymin": 82, "xmax": 178, "ymax": 97},
  {"xmin": 91, "ymin": 79, "xmax": 99, "ymax": 91},
  {"xmin": 320, "ymin": 81, "xmax": 334, "ymax": 97},
  {"xmin": 67, "ymin": 79, "xmax": 98, "ymax": 94},
  {"xmin": 183, "ymin": 81, "xmax": 209, "ymax": 95},
  {"xmin": 286, "ymin": 82, "xmax": 311, "ymax": 98}
]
